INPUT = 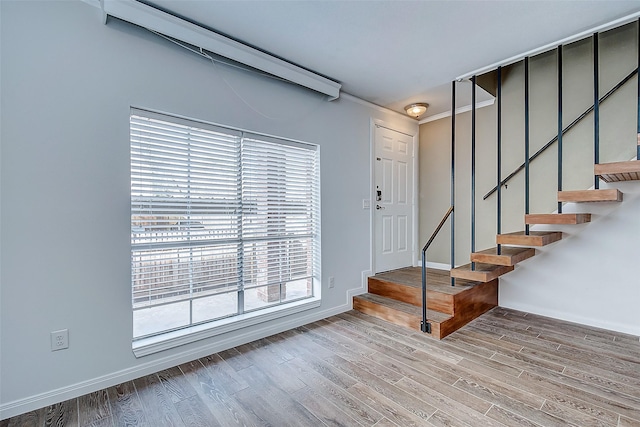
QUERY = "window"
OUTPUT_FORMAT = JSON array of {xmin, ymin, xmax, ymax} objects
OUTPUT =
[{"xmin": 130, "ymin": 109, "xmax": 320, "ymax": 347}]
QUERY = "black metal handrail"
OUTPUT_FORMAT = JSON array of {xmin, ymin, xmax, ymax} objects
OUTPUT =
[
  {"xmin": 483, "ymin": 66, "xmax": 639, "ymax": 201},
  {"xmin": 421, "ymin": 205, "xmax": 454, "ymax": 333}
]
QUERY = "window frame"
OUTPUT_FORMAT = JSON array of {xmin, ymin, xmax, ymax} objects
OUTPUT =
[{"xmin": 130, "ymin": 108, "xmax": 321, "ymax": 357}]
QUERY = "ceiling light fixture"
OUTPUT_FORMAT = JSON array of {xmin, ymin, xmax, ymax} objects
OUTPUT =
[{"xmin": 405, "ymin": 103, "xmax": 429, "ymax": 119}]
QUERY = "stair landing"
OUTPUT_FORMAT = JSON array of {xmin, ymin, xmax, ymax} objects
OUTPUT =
[{"xmin": 354, "ymin": 267, "xmax": 497, "ymax": 339}]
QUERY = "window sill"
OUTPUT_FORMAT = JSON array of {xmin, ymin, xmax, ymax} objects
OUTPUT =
[{"xmin": 132, "ymin": 296, "xmax": 321, "ymax": 358}]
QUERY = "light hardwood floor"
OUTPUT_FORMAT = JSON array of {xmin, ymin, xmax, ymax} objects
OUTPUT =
[{"xmin": 2, "ymin": 307, "xmax": 640, "ymax": 426}]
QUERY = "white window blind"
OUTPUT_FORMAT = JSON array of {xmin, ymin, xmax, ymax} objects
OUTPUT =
[
  {"xmin": 241, "ymin": 135, "xmax": 319, "ymax": 291},
  {"xmin": 130, "ymin": 110, "xmax": 320, "ymax": 340}
]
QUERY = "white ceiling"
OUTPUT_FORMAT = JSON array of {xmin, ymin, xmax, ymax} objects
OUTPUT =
[{"xmin": 146, "ymin": 0, "xmax": 640, "ymax": 118}]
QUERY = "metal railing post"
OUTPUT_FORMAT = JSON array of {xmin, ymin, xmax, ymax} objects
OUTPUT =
[
  {"xmin": 557, "ymin": 45, "xmax": 563, "ymax": 213},
  {"xmin": 421, "ymin": 206, "xmax": 453, "ymax": 333},
  {"xmin": 471, "ymin": 75, "xmax": 477, "ymax": 269},
  {"xmin": 451, "ymin": 81, "xmax": 456, "ymax": 286},
  {"xmin": 525, "ymin": 57, "xmax": 531, "ymax": 235},
  {"xmin": 637, "ymin": 18, "xmax": 640, "ymax": 160},
  {"xmin": 497, "ymin": 66, "xmax": 502, "ymax": 254},
  {"xmin": 594, "ymin": 33, "xmax": 600, "ymax": 189}
]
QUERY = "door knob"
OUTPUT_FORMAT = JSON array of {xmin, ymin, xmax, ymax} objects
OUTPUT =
[{"xmin": 376, "ymin": 205, "xmax": 385, "ymax": 210}]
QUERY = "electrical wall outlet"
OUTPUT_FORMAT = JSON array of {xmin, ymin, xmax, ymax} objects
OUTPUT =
[
  {"xmin": 328, "ymin": 276, "xmax": 335, "ymax": 289},
  {"xmin": 51, "ymin": 329, "xmax": 69, "ymax": 351}
]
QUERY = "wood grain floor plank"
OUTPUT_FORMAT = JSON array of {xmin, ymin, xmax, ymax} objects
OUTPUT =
[
  {"xmin": 179, "ymin": 359, "xmax": 262, "ymax": 427},
  {"xmin": 365, "ymin": 349, "xmax": 462, "ymax": 388},
  {"xmin": 157, "ymin": 367, "xmax": 197, "ymax": 404},
  {"xmin": 485, "ymin": 405, "xmax": 541, "ymax": 427},
  {"xmin": 454, "ymin": 377, "xmax": 578, "ymax": 427},
  {"xmin": 6, "ymin": 410, "xmax": 45, "ymax": 427},
  {"xmin": 198, "ymin": 353, "xmax": 249, "ymax": 395},
  {"xmin": 216, "ymin": 347, "xmax": 253, "ymax": 372},
  {"xmin": 173, "ymin": 395, "xmax": 215, "ymax": 427},
  {"xmin": 454, "ymin": 359, "xmax": 543, "ymax": 408},
  {"xmin": 330, "ymin": 319, "xmax": 419, "ymax": 356},
  {"xmin": 620, "ymin": 415, "xmax": 640, "ymax": 426},
  {"xmin": 133, "ymin": 373, "xmax": 184, "ymax": 427},
  {"xmin": 233, "ymin": 365, "xmax": 322, "ymax": 427},
  {"xmin": 293, "ymin": 387, "xmax": 364, "ymax": 427},
  {"xmin": 267, "ymin": 327, "xmax": 335, "ymax": 360},
  {"xmin": 561, "ymin": 366, "xmax": 640, "ymax": 399},
  {"xmin": 330, "ymin": 318, "xmax": 419, "ymax": 355},
  {"xmin": 541, "ymin": 400, "xmax": 615, "ymax": 427},
  {"xmin": 78, "ymin": 390, "xmax": 111, "ymax": 426},
  {"xmin": 107, "ymin": 382, "xmax": 148, "ymax": 427},
  {"xmin": 489, "ymin": 348, "xmax": 566, "ymax": 373},
  {"xmin": 324, "ymin": 354, "xmax": 438, "ymax": 421},
  {"xmin": 426, "ymin": 409, "xmax": 470, "ymax": 427},
  {"xmin": 522, "ymin": 360, "xmax": 640, "ymax": 409},
  {"xmin": 477, "ymin": 352, "xmax": 623, "ymax": 425},
  {"xmin": 519, "ymin": 371, "xmax": 640, "ymax": 421},
  {"xmin": 300, "ymin": 322, "xmax": 377, "ymax": 359},
  {"xmin": 287, "ymin": 356, "xmax": 384, "ymax": 426},
  {"xmin": 518, "ymin": 344, "xmax": 640, "ymax": 392},
  {"xmin": 537, "ymin": 330, "xmax": 640, "ymax": 363},
  {"xmin": 394, "ymin": 377, "xmax": 505, "ymax": 427},
  {"xmin": 235, "ymin": 342, "xmax": 307, "ymax": 394},
  {"xmin": 346, "ymin": 382, "xmax": 431, "ymax": 427},
  {"xmin": 44, "ymin": 398, "xmax": 78, "ymax": 427},
  {"xmin": 371, "ymin": 418, "xmax": 400, "ymax": 427},
  {"xmin": 83, "ymin": 416, "xmax": 114, "ymax": 427}
]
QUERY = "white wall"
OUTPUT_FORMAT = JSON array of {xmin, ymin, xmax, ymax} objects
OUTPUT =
[
  {"xmin": 499, "ymin": 181, "xmax": 640, "ymax": 335},
  {"xmin": 0, "ymin": 1, "xmax": 417, "ymax": 418}
]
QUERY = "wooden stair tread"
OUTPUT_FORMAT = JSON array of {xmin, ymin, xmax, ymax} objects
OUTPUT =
[
  {"xmin": 372, "ymin": 267, "xmax": 480, "ymax": 291},
  {"xmin": 450, "ymin": 262, "xmax": 514, "ymax": 282},
  {"xmin": 353, "ymin": 293, "xmax": 452, "ymax": 323},
  {"xmin": 470, "ymin": 246, "xmax": 535, "ymax": 266},
  {"xmin": 525, "ymin": 213, "xmax": 591, "ymax": 224},
  {"xmin": 595, "ymin": 160, "xmax": 640, "ymax": 182},
  {"xmin": 496, "ymin": 231, "xmax": 562, "ymax": 246},
  {"xmin": 558, "ymin": 188, "xmax": 622, "ymax": 203}
]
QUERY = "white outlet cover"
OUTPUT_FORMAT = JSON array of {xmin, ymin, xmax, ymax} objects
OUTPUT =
[{"xmin": 51, "ymin": 329, "xmax": 69, "ymax": 351}]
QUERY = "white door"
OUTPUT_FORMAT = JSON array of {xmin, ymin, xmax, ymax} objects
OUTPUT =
[{"xmin": 374, "ymin": 126, "xmax": 414, "ymax": 273}]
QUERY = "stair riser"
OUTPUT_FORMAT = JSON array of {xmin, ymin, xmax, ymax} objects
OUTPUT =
[
  {"xmin": 368, "ymin": 277, "xmax": 455, "ymax": 315},
  {"xmin": 352, "ymin": 297, "xmax": 443, "ymax": 339}
]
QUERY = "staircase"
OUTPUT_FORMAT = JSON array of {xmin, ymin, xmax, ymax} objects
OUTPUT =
[
  {"xmin": 353, "ymin": 156, "xmax": 639, "ymax": 339},
  {"xmin": 451, "ymin": 155, "xmax": 640, "ymax": 283},
  {"xmin": 352, "ymin": 267, "xmax": 497, "ymax": 339},
  {"xmin": 355, "ymin": 25, "xmax": 640, "ymax": 338}
]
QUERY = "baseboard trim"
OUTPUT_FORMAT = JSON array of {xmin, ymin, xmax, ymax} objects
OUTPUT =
[
  {"xmin": 498, "ymin": 302, "xmax": 640, "ymax": 336},
  {"xmin": 0, "ymin": 298, "xmax": 354, "ymax": 420}
]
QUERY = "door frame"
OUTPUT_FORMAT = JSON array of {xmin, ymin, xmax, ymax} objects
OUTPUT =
[{"xmin": 369, "ymin": 118, "xmax": 419, "ymax": 275}]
